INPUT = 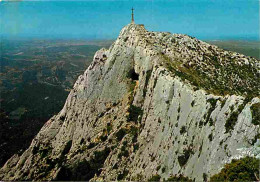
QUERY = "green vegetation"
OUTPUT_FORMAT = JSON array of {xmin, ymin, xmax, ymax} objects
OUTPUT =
[
  {"xmin": 162, "ymin": 167, "xmax": 166, "ymax": 173},
  {"xmin": 127, "ymin": 105, "xmax": 143, "ymax": 123},
  {"xmin": 198, "ymin": 145, "xmax": 203, "ymax": 158},
  {"xmin": 143, "ymin": 70, "xmax": 153, "ymax": 97},
  {"xmin": 177, "ymin": 105, "xmax": 181, "ymax": 113},
  {"xmin": 153, "ymin": 77, "xmax": 158, "ymax": 89},
  {"xmin": 130, "ymin": 125, "xmax": 139, "ymax": 143},
  {"xmin": 208, "ymin": 98, "xmax": 218, "ymax": 107},
  {"xmin": 106, "ymin": 123, "xmax": 112, "ymax": 133},
  {"xmin": 156, "ymin": 165, "xmax": 161, "ymax": 171},
  {"xmin": 208, "ymin": 133, "xmax": 213, "ymax": 142},
  {"xmin": 118, "ymin": 143, "xmax": 129, "ymax": 159},
  {"xmin": 56, "ymin": 147, "xmax": 111, "ymax": 181},
  {"xmin": 191, "ymin": 100, "xmax": 195, "ymax": 107},
  {"xmin": 115, "ymin": 125, "xmax": 139, "ymax": 144},
  {"xmin": 148, "ymin": 174, "xmax": 161, "ymax": 182},
  {"xmin": 117, "ymin": 170, "xmax": 129, "ymax": 180},
  {"xmin": 148, "ymin": 174, "xmax": 192, "ymax": 182},
  {"xmin": 225, "ymin": 104, "xmax": 244, "ymax": 133},
  {"xmin": 210, "ymin": 156, "xmax": 259, "ymax": 182},
  {"xmin": 38, "ymin": 145, "xmax": 52, "ymax": 159},
  {"xmin": 204, "ymin": 98, "xmax": 218, "ymax": 126},
  {"xmin": 128, "ymin": 81, "xmax": 136, "ymax": 94},
  {"xmin": 61, "ymin": 140, "xmax": 72, "ymax": 156},
  {"xmin": 100, "ymin": 135, "xmax": 108, "ymax": 142},
  {"xmin": 87, "ymin": 142, "xmax": 97, "ymax": 149},
  {"xmin": 133, "ymin": 143, "xmax": 139, "ymax": 152},
  {"xmin": 252, "ymin": 133, "xmax": 260, "ymax": 145},
  {"xmin": 115, "ymin": 128, "xmax": 127, "ymax": 141},
  {"xmin": 180, "ymin": 126, "xmax": 187, "ymax": 134},
  {"xmin": 251, "ymin": 103, "xmax": 260, "ymax": 125},
  {"xmin": 161, "ymin": 46, "xmax": 259, "ymax": 97},
  {"xmin": 203, "ymin": 173, "xmax": 208, "ymax": 182},
  {"xmin": 221, "ymin": 99, "xmax": 226, "ymax": 108},
  {"xmin": 209, "ymin": 118, "xmax": 214, "ymax": 126},
  {"xmin": 178, "ymin": 148, "xmax": 194, "ymax": 167},
  {"xmin": 166, "ymin": 174, "xmax": 192, "ymax": 182},
  {"xmin": 177, "ymin": 115, "xmax": 180, "ymax": 121}
]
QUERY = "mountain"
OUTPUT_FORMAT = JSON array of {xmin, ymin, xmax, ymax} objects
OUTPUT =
[{"xmin": 0, "ymin": 23, "xmax": 259, "ymax": 181}]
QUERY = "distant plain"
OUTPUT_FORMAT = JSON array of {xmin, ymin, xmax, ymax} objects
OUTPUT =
[{"xmin": 207, "ymin": 40, "xmax": 260, "ymax": 60}]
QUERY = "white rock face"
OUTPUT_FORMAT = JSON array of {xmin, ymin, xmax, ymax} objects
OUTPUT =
[{"xmin": 0, "ymin": 24, "xmax": 259, "ymax": 181}]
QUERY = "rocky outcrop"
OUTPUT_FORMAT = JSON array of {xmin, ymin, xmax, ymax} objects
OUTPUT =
[{"xmin": 0, "ymin": 24, "xmax": 259, "ymax": 181}]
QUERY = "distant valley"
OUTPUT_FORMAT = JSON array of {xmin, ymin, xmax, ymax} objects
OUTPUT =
[{"xmin": 0, "ymin": 39, "xmax": 113, "ymax": 167}]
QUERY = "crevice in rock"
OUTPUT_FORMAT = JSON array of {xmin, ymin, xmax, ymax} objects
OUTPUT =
[{"xmin": 129, "ymin": 69, "xmax": 139, "ymax": 81}]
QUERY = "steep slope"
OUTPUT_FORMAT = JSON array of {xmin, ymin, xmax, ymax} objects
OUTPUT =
[{"xmin": 0, "ymin": 24, "xmax": 259, "ymax": 181}]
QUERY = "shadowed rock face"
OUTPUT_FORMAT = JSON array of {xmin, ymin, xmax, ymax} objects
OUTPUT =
[{"xmin": 0, "ymin": 24, "xmax": 259, "ymax": 181}]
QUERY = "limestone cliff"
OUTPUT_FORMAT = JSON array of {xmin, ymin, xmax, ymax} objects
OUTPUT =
[{"xmin": 0, "ymin": 24, "xmax": 259, "ymax": 181}]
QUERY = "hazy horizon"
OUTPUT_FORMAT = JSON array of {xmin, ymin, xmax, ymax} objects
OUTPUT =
[{"xmin": 1, "ymin": 0, "xmax": 259, "ymax": 41}]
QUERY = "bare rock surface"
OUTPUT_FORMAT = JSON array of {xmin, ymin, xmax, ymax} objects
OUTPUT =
[{"xmin": 0, "ymin": 23, "xmax": 259, "ymax": 181}]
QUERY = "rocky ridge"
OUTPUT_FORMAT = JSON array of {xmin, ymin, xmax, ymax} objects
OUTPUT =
[{"xmin": 0, "ymin": 23, "xmax": 259, "ymax": 181}]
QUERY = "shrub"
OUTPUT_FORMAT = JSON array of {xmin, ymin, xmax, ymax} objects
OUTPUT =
[
  {"xmin": 178, "ymin": 148, "xmax": 193, "ymax": 167},
  {"xmin": 148, "ymin": 174, "xmax": 161, "ymax": 182},
  {"xmin": 106, "ymin": 123, "xmax": 112, "ymax": 133},
  {"xmin": 127, "ymin": 105, "xmax": 143, "ymax": 123},
  {"xmin": 32, "ymin": 146, "xmax": 39, "ymax": 155},
  {"xmin": 166, "ymin": 174, "xmax": 192, "ymax": 182},
  {"xmin": 117, "ymin": 170, "xmax": 129, "ymax": 180},
  {"xmin": 162, "ymin": 167, "xmax": 166, "ymax": 173},
  {"xmin": 87, "ymin": 142, "xmax": 96, "ymax": 149},
  {"xmin": 251, "ymin": 103, "xmax": 260, "ymax": 125},
  {"xmin": 38, "ymin": 145, "xmax": 52, "ymax": 159},
  {"xmin": 208, "ymin": 98, "xmax": 217, "ymax": 107},
  {"xmin": 177, "ymin": 115, "xmax": 180, "ymax": 121},
  {"xmin": 100, "ymin": 135, "xmax": 107, "ymax": 142},
  {"xmin": 203, "ymin": 173, "xmax": 207, "ymax": 182},
  {"xmin": 205, "ymin": 98, "xmax": 217, "ymax": 125},
  {"xmin": 210, "ymin": 156, "xmax": 259, "ymax": 182},
  {"xmin": 225, "ymin": 103, "xmax": 245, "ymax": 133},
  {"xmin": 118, "ymin": 142, "xmax": 129, "ymax": 159},
  {"xmin": 209, "ymin": 118, "xmax": 214, "ymax": 126},
  {"xmin": 221, "ymin": 99, "xmax": 226, "ymax": 108},
  {"xmin": 130, "ymin": 126, "xmax": 139, "ymax": 143},
  {"xmin": 208, "ymin": 133, "xmax": 213, "ymax": 142},
  {"xmin": 56, "ymin": 147, "xmax": 111, "ymax": 181},
  {"xmin": 128, "ymin": 81, "xmax": 136, "ymax": 93},
  {"xmin": 143, "ymin": 70, "xmax": 152, "ymax": 97},
  {"xmin": 118, "ymin": 149, "xmax": 129, "ymax": 158},
  {"xmin": 133, "ymin": 143, "xmax": 139, "ymax": 152},
  {"xmin": 225, "ymin": 111, "xmax": 239, "ymax": 133},
  {"xmin": 156, "ymin": 165, "xmax": 161, "ymax": 171},
  {"xmin": 180, "ymin": 126, "xmax": 186, "ymax": 134},
  {"xmin": 61, "ymin": 140, "xmax": 72, "ymax": 156},
  {"xmin": 115, "ymin": 128, "xmax": 127, "ymax": 141}
]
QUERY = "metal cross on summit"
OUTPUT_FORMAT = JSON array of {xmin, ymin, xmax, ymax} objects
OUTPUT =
[{"xmin": 131, "ymin": 7, "xmax": 135, "ymax": 23}]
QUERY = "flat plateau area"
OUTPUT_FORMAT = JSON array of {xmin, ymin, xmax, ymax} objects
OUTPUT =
[{"xmin": 207, "ymin": 40, "xmax": 260, "ymax": 60}]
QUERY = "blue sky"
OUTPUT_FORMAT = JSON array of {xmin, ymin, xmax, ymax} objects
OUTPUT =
[{"xmin": 0, "ymin": 0, "xmax": 259, "ymax": 40}]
